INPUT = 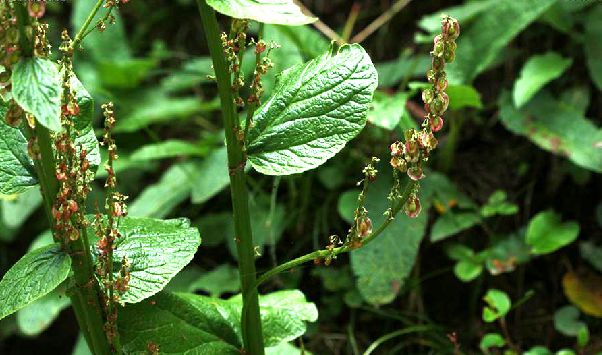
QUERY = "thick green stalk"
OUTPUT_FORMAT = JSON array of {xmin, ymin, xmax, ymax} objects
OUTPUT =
[
  {"xmin": 196, "ymin": 2, "xmax": 265, "ymax": 354},
  {"xmin": 14, "ymin": 4, "xmax": 111, "ymax": 355}
]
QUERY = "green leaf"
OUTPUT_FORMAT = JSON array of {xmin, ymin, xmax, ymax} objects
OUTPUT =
[
  {"xmin": 247, "ymin": 44, "xmax": 378, "ymax": 175},
  {"xmin": 499, "ymin": 91, "xmax": 602, "ymax": 173},
  {"xmin": 0, "ymin": 111, "xmax": 37, "ymax": 194},
  {"xmin": 446, "ymin": 84, "xmax": 483, "ymax": 109},
  {"xmin": 1, "ymin": 188, "xmax": 42, "ymax": 229},
  {"xmin": 584, "ymin": 5, "xmax": 602, "ymax": 90},
  {"xmin": 525, "ymin": 346, "xmax": 552, "ymax": 355},
  {"xmin": 417, "ymin": 0, "xmax": 496, "ymax": 34},
  {"xmin": 161, "ymin": 57, "xmax": 215, "ymax": 93},
  {"xmin": 447, "ymin": 244, "xmax": 484, "ymax": 282},
  {"xmin": 513, "ymin": 52, "xmax": 572, "ymax": 108},
  {"xmin": 69, "ymin": 73, "xmax": 101, "ymax": 170},
  {"xmin": 446, "ymin": 0, "xmax": 556, "ymax": 84},
  {"xmin": 375, "ymin": 54, "xmax": 430, "ymax": 88},
  {"xmin": 89, "ymin": 217, "xmax": 201, "ymax": 303},
  {"xmin": 481, "ymin": 190, "xmax": 519, "ymax": 217},
  {"xmin": 266, "ymin": 342, "xmax": 312, "ymax": 355},
  {"xmin": 119, "ymin": 290, "xmax": 317, "ymax": 352},
  {"xmin": 190, "ymin": 264, "xmax": 240, "ymax": 297},
  {"xmin": 129, "ymin": 161, "xmax": 197, "ymax": 218},
  {"xmin": 16, "ymin": 283, "xmax": 70, "ymax": 336},
  {"xmin": 71, "ymin": 1, "xmax": 131, "ymax": 62},
  {"xmin": 431, "ymin": 211, "xmax": 481, "ymax": 242},
  {"xmin": 339, "ymin": 172, "xmax": 427, "ymax": 305},
  {"xmin": 367, "ymin": 91, "xmax": 409, "ymax": 130},
  {"xmin": 194, "ymin": 212, "xmax": 234, "ymax": 247},
  {"xmin": 267, "ymin": 25, "xmax": 329, "ymax": 60},
  {"xmin": 579, "ymin": 241, "xmax": 602, "ymax": 273},
  {"xmin": 96, "ymin": 58, "xmax": 157, "ymax": 89},
  {"xmin": 206, "ymin": 0, "xmax": 317, "ymax": 26},
  {"xmin": 485, "ymin": 231, "xmax": 531, "ymax": 275},
  {"xmin": 526, "ymin": 210, "xmax": 579, "ymax": 255},
  {"xmin": 0, "ymin": 244, "xmax": 71, "ymax": 321},
  {"xmin": 12, "ymin": 58, "xmax": 62, "ymax": 131},
  {"xmin": 554, "ymin": 305, "xmax": 589, "ymax": 343},
  {"xmin": 482, "ymin": 289, "xmax": 511, "ymax": 322},
  {"xmin": 479, "ymin": 333, "xmax": 505, "ymax": 351},
  {"xmin": 191, "ymin": 147, "xmax": 232, "ymax": 204},
  {"xmin": 130, "ymin": 140, "xmax": 208, "ymax": 161}
]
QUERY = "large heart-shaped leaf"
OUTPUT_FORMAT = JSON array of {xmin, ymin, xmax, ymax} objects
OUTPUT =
[
  {"xmin": 206, "ymin": 0, "xmax": 316, "ymax": 26},
  {"xmin": 0, "ymin": 106, "xmax": 37, "ymax": 194},
  {"xmin": 119, "ymin": 290, "xmax": 318, "ymax": 353},
  {"xmin": 247, "ymin": 44, "xmax": 378, "ymax": 175},
  {"xmin": 89, "ymin": 217, "xmax": 201, "ymax": 303},
  {"xmin": 12, "ymin": 58, "xmax": 62, "ymax": 131},
  {"xmin": 0, "ymin": 244, "xmax": 71, "ymax": 320}
]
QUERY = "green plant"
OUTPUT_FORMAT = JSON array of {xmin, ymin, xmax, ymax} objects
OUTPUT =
[{"xmin": 0, "ymin": 0, "xmax": 461, "ymax": 353}]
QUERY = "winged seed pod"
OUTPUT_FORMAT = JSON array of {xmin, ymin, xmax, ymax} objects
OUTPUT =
[{"xmin": 389, "ymin": 15, "xmax": 459, "ymax": 218}]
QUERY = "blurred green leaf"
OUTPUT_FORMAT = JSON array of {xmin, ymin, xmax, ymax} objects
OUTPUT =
[
  {"xmin": 447, "ymin": 244, "xmax": 484, "ymax": 282},
  {"xmin": 513, "ymin": 52, "xmax": 572, "ymax": 108},
  {"xmin": 539, "ymin": 3, "xmax": 575, "ymax": 33},
  {"xmin": 194, "ymin": 212, "xmax": 234, "ymax": 247},
  {"xmin": 190, "ymin": 264, "xmax": 240, "ymax": 297},
  {"xmin": 431, "ymin": 211, "xmax": 481, "ymax": 242},
  {"xmin": 367, "ymin": 91, "xmax": 409, "ymax": 130},
  {"xmin": 560, "ymin": 86, "xmax": 590, "ymax": 116},
  {"xmin": 375, "ymin": 54, "xmax": 430, "ymax": 87},
  {"xmin": 446, "ymin": 0, "xmax": 556, "ymax": 83},
  {"xmin": 0, "ymin": 112, "xmax": 37, "ymax": 195},
  {"xmin": 262, "ymin": 25, "xmax": 304, "ymax": 96},
  {"xmin": 269, "ymin": 25, "xmax": 329, "ymax": 60},
  {"xmin": 246, "ymin": 44, "xmax": 377, "ymax": 175},
  {"xmin": 129, "ymin": 161, "xmax": 197, "ymax": 218},
  {"xmin": 479, "ymin": 333, "xmax": 505, "ymax": 352},
  {"xmin": 485, "ymin": 231, "xmax": 531, "ymax": 275},
  {"xmin": 96, "ymin": 58, "xmax": 157, "ymax": 89},
  {"xmin": 1, "ymin": 188, "xmax": 42, "ymax": 230},
  {"xmin": 0, "ymin": 244, "xmax": 71, "ymax": 321},
  {"xmin": 526, "ymin": 210, "xmax": 579, "ymax": 255},
  {"xmin": 481, "ymin": 190, "xmax": 518, "ymax": 217},
  {"xmin": 579, "ymin": 241, "xmax": 602, "ymax": 273},
  {"xmin": 161, "ymin": 57, "xmax": 214, "ymax": 93},
  {"xmin": 584, "ymin": 5, "xmax": 602, "ymax": 90},
  {"xmin": 554, "ymin": 305, "xmax": 589, "ymax": 346},
  {"xmin": 191, "ymin": 147, "xmax": 231, "ymax": 204},
  {"xmin": 499, "ymin": 91, "xmax": 602, "ymax": 173},
  {"xmin": 88, "ymin": 216, "xmax": 201, "ymax": 303},
  {"xmin": 482, "ymin": 289, "xmax": 511, "ymax": 322},
  {"xmin": 266, "ymin": 342, "xmax": 312, "ymax": 355},
  {"xmin": 130, "ymin": 140, "xmax": 208, "ymax": 161},
  {"xmin": 417, "ymin": 0, "xmax": 496, "ymax": 34},
  {"xmin": 16, "ymin": 283, "xmax": 70, "ymax": 337},
  {"xmin": 446, "ymin": 84, "xmax": 483, "ymax": 109},
  {"xmin": 524, "ymin": 346, "xmax": 552, "ymax": 355},
  {"xmin": 206, "ymin": 0, "xmax": 316, "ymax": 25}
]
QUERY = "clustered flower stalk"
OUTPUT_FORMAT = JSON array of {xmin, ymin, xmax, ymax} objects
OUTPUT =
[
  {"xmin": 389, "ymin": 15, "xmax": 460, "ymax": 218},
  {"xmin": 219, "ymin": 21, "xmax": 277, "ymax": 141},
  {"xmin": 51, "ymin": 31, "xmax": 93, "ymax": 250},
  {"xmin": 94, "ymin": 102, "xmax": 129, "ymax": 347}
]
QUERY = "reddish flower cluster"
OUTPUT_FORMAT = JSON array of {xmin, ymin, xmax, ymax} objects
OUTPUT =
[{"xmin": 389, "ymin": 15, "xmax": 460, "ymax": 218}]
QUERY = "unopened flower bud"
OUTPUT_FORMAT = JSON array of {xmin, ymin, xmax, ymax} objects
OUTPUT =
[
  {"xmin": 430, "ymin": 116, "xmax": 444, "ymax": 132},
  {"xmin": 404, "ymin": 195, "xmax": 422, "ymax": 218},
  {"xmin": 407, "ymin": 165, "xmax": 424, "ymax": 181},
  {"xmin": 433, "ymin": 35, "xmax": 444, "ymax": 57},
  {"xmin": 443, "ymin": 41, "xmax": 456, "ymax": 63},
  {"xmin": 422, "ymin": 88, "xmax": 434, "ymax": 104}
]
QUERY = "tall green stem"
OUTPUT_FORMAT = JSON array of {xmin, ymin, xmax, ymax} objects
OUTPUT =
[
  {"xmin": 15, "ymin": 4, "xmax": 111, "ymax": 355},
  {"xmin": 196, "ymin": 2, "xmax": 265, "ymax": 354}
]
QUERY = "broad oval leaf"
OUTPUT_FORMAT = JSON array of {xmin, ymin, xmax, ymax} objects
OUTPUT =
[
  {"xmin": 90, "ymin": 217, "xmax": 201, "ymax": 303},
  {"xmin": 0, "ymin": 243, "xmax": 71, "ymax": 321},
  {"xmin": 119, "ymin": 290, "xmax": 317, "ymax": 353},
  {"xmin": 12, "ymin": 58, "xmax": 62, "ymax": 131},
  {"xmin": 0, "ymin": 110, "xmax": 37, "ymax": 194},
  {"xmin": 206, "ymin": 0, "xmax": 317, "ymax": 26},
  {"xmin": 247, "ymin": 44, "xmax": 378, "ymax": 175}
]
